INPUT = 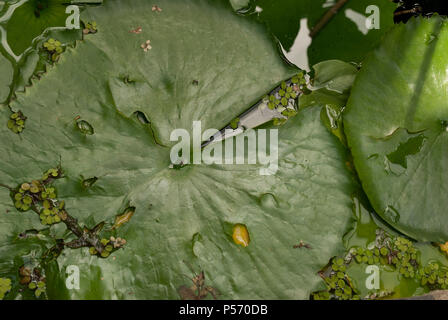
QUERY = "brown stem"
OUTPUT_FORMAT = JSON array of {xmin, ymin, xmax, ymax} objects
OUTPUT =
[
  {"xmin": 31, "ymin": 206, "xmax": 105, "ymax": 253},
  {"xmin": 394, "ymin": 7, "xmax": 422, "ymax": 17},
  {"xmin": 0, "ymin": 183, "xmax": 13, "ymax": 191},
  {"xmin": 310, "ymin": 0, "xmax": 350, "ymax": 38}
]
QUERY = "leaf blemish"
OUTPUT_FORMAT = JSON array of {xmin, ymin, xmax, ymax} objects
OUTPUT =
[
  {"xmin": 112, "ymin": 206, "xmax": 136, "ymax": 230},
  {"xmin": 141, "ymin": 40, "xmax": 152, "ymax": 52},
  {"xmin": 152, "ymin": 5, "xmax": 162, "ymax": 12},
  {"xmin": 129, "ymin": 26, "xmax": 142, "ymax": 34}
]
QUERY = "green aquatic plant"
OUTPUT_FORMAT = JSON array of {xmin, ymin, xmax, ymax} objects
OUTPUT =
[
  {"xmin": 43, "ymin": 38, "xmax": 64, "ymax": 62},
  {"xmin": 312, "ymin": 257, "xmax": 360, "ymax": 300},
  {"xmin": 1, "ymin": 0, "xmax": 448, "ymax": 300},
  {"xmin": 7, "ymin": 111, "xmax": 26, "ymax": 134},
  {"xmin": 0, "ymin": 278, "xmax": 12, "ymax": 300},
  {"xmin": 19, "ymin": 265, "xmax": 46, "ymax": 299},
  {"xmin": 83, "ymin": 21, "xmax": 98, "ymax": 35}
]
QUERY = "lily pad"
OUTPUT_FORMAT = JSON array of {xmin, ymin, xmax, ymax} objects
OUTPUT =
[
  {"xmin": 300, "ymin": 60, "xmax": 358, "ymax": 145},
  {"xmin": 0, "ymin": 54, "xmax": 13, "ymax": 103},
  {"xmin": 229, "ymin": 0, "xmax": 251, "ymax": 11},
  {"xmin": 344, "ymin": 16, "xmax": 448, "ymax": 242},
  {"xmin": 0, "ymin": 0, "xmax": 358, "ymax": 299}
]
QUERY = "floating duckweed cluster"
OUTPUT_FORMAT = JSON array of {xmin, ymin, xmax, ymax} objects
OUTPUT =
[
  {"xmin": 313, "ymin": 257, "xmax": 360, "ymax": 300},
  {"xmin": 19, "ymin": 266, "xmax": 46, "ymax": 298},
  {"xmin": 7, "ymin": 168, "xmax": 130, "ymax": 296},
  {"xmin": 264, "ymin": 72, "xmax": 307, "ymax": 126},
  {"xmin": 12, "ymin": 167, "xmax": 67, "ymax": 226},
  {"xmin": 0, "ymin": 278, "xmax": 12, "ymax": 299},
  {"xmin": 43, "ymin": 38, "xmax": 63, "ymax": 62},
  {"xmin": 313, "ymin": 227, "xmax": 448, "ymax": 299},
  {"xmin": 39, "ymin": 199, "xmax": 64, "ymax": 225},
  {"xmin": 230, "ymin": 117, "xmax": 240, "ymax": 129},
  {"xmin": 391, "ymin": 237, "xmax": 419, "ymax": 278},
  {"xmin": 351, "ymin": 234, "xmax": 418, "ymax": 280},
  {"xmin": 7, "ymin": 111, "xmax": 26, "ymax": 134},
  {"xmin": 418, "ymin": 262, "xmax": 448, "ymax": 289},
  {"xmin": 89, "ymin": 236, "xmax": 126, "ymax": 258},
  {"xmin": 439, "ymin": 241, "xmax": 448, "ymax": 254},
  {"xmin": 83, "ymin": 21, "xmax": 98, "ymax": 35}
]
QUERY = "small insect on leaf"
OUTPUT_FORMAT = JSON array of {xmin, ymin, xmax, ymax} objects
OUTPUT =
[
  {"xmin": 112, "ymin": 206, "xmax": 136, "ymax": 229},
  {"xmin": 76, "ymin": 120, "xmax": 94, "ymax": 135}
]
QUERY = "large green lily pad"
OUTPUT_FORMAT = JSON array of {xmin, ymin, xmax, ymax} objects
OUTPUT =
[
  {"xmin": 0, "ymin": 54, "xmax": 13, "ymax": 102},
  {"xmin": 0, "ymin": 0, "xmax": 359, "ymax": 299},
  {"xmin": 344, "ymin": 16, "xmax": 448, "ymax": 242},
  {"xmin": 229, "ymin": 0, "xmax": 251, "ymax": 11}
]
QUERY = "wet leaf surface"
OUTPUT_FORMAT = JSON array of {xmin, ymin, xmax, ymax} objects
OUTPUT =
[
  {"xmin": 344, "ymin": 16, "xmax": 448, "ymax": 242},
  {"xmin": 0, "ymin": 0, "xmax": 359, "ymax": 299}
]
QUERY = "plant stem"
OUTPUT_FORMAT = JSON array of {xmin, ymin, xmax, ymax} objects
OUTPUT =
[
  {"xmin": 31, "ymin": 205, "xmax": 105, "ymax": 253},
  {"xmin": 310, "ymin": 0, "xmax": 350, "ymax": 38}
]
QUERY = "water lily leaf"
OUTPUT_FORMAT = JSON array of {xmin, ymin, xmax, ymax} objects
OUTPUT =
[
  {"xmin": 0, "ymin": 54, "xmax": 13, "ymax": 103},
  {"xmin": 311, "ymin": 60, "xmax": 358, "ymax": 94},
  {"xmin": 0, "ymin": 0, "xmax": 358, "ymax": 299},
  {"xmin": 344, "ymin": 16, "xmax": 448, "ymax": 242},
  {"xmin": 300, "ymin": 60, "xmax": 358, "ymax": 145},
  {"xmin": 229, "ymin": 0, "xmax": 251, "ymax": 11}
]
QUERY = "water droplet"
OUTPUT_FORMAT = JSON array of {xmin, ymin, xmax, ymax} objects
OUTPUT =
[
  {"xmin": 133, "ymin": 111, "xmax": 150, "ymax": 124},
  {"xmin": 192, "ymin": 232, "xmax": 203, "ymax": 257},
  {"xmin": 425, "ymin": 33, "xmax": 437, "ymax": 45},
  {"xmin": 259, "ymin": 193, "xmax": 278, "ymax": 209},
  {"xmin": 81, "ymin": 176, "xmax": 98, "ymax": 188},
  {"xmin": 384, "ymin": 206, "xmax": 400, "ymax": 223},
  {"xmin": 76, "ymin": 120, "xmax": 94, "ymax": 135},
  {"xmin": 232, "ymin": 224, "xmax": 250, "ymax": 247},
  {"xmin": 441, "ymin": 120, "xmax": 448, "ymax": 132}
]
